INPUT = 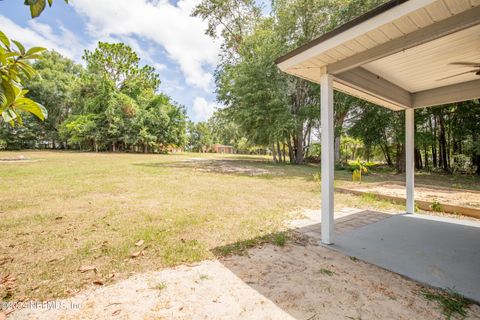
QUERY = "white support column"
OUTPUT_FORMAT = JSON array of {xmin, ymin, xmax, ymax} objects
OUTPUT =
[
  {"xmin": 320, "ymin": 73, "xmax": 334, "ymax": 244},
  {"xmin": 405, "ymin": 108, "xmax": 415, "ymax": 214}
]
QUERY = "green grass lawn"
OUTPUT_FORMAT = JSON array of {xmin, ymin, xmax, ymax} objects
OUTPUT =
[{"xmin": 0, "ymin": 151, "xmax": 477, "ymax": 301}]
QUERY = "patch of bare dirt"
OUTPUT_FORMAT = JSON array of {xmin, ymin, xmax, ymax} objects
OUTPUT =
[
  {"xmin": 0, "ymin": 155, "xmax": 38, "ymax": 163},
  {"xmin": 184, "ymin": 158, "xmax": 281, "ymax": 176},
  {"xmin": 346, "ymin": 182, "xmax": 480, "ymax": 209}
]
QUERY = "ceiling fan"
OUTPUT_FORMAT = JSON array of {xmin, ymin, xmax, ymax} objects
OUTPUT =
[{"xmin": 436, "ymin": 62, "xmax": 480, "ymax": 81}]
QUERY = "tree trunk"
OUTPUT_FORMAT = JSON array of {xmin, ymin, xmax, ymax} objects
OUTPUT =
[
  {"xmin": 282, "ymin": 143, "xmax": 286, "ymax": 163},
  {"xmin": 415, "ymin": 148, "xmax": 423, "ymax": 170},
  {"xmin": 380, "ymin": 143, "xmax": 393, "ymax": 166},
  {"xmin": 334, "ymin": 136, "xmax": 341, "ymax": 163},
  {"xmin": 304, "ymin": 125, "xmax": 312, "ymax": 159},
  {"xmin": 475, "ymin": 154, "xmax": 480, "ymax": 175},
  {"xmin": 276, "ymin": 141, "xmax": 282, "ymax": 163},
  {"xmin": 396, "ymin": 143, "xmax": 405, "ymax": 173},
  {"xmin": 287, "ymin": 136, "xmax": 294, "ymax": 164},
  {"xmin": 272, "ymin": 143, "xmax": 278, "ymax": 163},
  {"xmin": 295, "ymin": 126, "xmax": 304, "ymax": 164},
  {"xmin": 430, "ymin": 116, "xmax": 437, "ymax": 168},
  {"xmin": 365, "ymin": 145, "xmax": 371, "ymax": 162},
  {"xmin": 423, "ymin": 145, "xmax": 429, "ymax": 169},
  {"xmin": 334, "ymin": 108, "xmax": 348, "ymax": 163},
  {"xmin": 438, "ymin": 113, "xmax": 449, "ymax": 172}
]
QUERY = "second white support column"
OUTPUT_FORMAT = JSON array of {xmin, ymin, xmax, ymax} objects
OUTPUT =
[{"xmin": 405, "ymin": 108, "xmax": 415, "ymax": 214}]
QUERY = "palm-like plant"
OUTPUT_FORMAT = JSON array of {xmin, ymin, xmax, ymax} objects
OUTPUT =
[{"xmin": 352, "ymin": 160, "xmax": 368, "ymax": 182}]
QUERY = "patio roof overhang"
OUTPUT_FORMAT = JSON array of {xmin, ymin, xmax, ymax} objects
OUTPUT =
[
  {"xmin": 276, "ymin": 0, "xmax": 480, "ymax": 111},
  {"xmin": 275, "ymin": 0, "xmax": 480, "ymax": 245}
]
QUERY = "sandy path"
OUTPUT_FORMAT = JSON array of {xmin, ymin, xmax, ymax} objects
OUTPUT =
[{"xmin": 343, "ymin": 182, "xmax": 480, "ymax": 209}]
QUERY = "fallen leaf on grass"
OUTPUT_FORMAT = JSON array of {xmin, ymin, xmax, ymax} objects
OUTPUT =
[
  {"xmin": 1, "ymin": 274, "xmax": 16, "ymax": 284},
  {"xmin": 64, "ymin": 289, "xmax": 76, "ymax": 295},
  {"xmin": 135, "ymin": 240, "xmax": 144, "ymax": 247},
  {"xmin": 104, "ymin": 302, "xmax": 122, "ymax": 308},
  {"xmin": 0, "ymin": 257, "xmax": 13, "ymax": 266},
  {"xmin": 93, "ymin": 279, "xmax": 104, "ymax": 286},
  {"xmin": 5, "ymin": 284, "xmax": 15, "ymax": 290},
  {"xmin": 78, "ymin": 265, "xmax": 98, "ymax": 273},
  {"xmin": 4, "ymin": 310, "xmax": 15, "ymax": 317},
  {"xmin": 130, "ymin": 251, "xmax": 144, "ymax": 258}
]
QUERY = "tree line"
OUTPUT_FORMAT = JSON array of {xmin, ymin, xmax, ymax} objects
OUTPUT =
[{"xmin": 0, "ymin": 43, "xmax": 188, "ymax": 153}]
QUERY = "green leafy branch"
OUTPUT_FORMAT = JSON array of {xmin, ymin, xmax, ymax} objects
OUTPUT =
[
  {"xmin": 0, "ymin": 30, "xmax": 47, "ymax": 126},
  {"xmin": 24, "ymin": 0, "xmax": 69, "ymax": 18}
]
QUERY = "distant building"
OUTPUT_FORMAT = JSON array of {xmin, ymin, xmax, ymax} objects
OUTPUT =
[{"xmin": 211, "ymin": 144, "xmax": 235, "ymax": 154}]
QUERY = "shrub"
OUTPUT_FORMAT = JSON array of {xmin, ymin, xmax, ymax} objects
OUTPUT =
[
  {"xmin": 347, "ymin": 160, "xmax": 377, "ymax": 172},
  {"xmin": 452, "ymin": 154, "xmax": 473, "ymax": 174},
  {"xmin": 0, "ymin": 139, "xmax": 6, "ymax": 150},
  {"xmin": 430, "ymin": 200, "xmax": 443, "ymax": 212}
]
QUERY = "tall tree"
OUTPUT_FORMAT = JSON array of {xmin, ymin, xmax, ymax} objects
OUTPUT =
[
  {"xmin": 27, "ymin": 51, "xmax": 82, "ymax": 146},
  {"xmin": 83, "ymin": 42, "xmax": 160, "ymax": 96},
  {"xmin": 187, "ymin": 121, "xmax": 213, "ymax": 152},
  {"xmin": 192, "ymin": 0, "xmax": 261, "ymax": 54}
]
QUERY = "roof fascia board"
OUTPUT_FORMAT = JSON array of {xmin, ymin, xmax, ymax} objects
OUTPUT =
[{"xmin": 276, "ymin": 0, "xmax": 436, "ymax": 71}]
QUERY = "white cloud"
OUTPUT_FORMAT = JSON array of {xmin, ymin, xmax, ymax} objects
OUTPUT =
[
  {"xmin": 161, "ymin": 78, "xmax": 185, "ymax": 93},
  {"xmin": 193, "ymin": 97, "xmax": 218, "ymax": 121},
  {"xmin": 153, "ymin": 63, "xmax": 167, "ymax": 72},
  {"xmin": 0, "ymin": 15, "xmax": 85, "ymax": 61},
  {"xmin": 71, "ymin": 0, "xmax": 220, "ymax": 92}
]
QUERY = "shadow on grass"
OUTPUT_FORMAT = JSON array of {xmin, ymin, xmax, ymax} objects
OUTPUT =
[
  {"xmin": 211, "ymin": 231, "xmax": 299, "ymax": 258},
  {"xmin": 134, "ymin": 156, "xmax": 480, "ymax": 191},
  {"xmin": 133, "ymin": 158, "xmax": 321, "ymax": 181}
]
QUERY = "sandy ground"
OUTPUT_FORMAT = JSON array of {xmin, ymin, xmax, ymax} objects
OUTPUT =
[
  {"xmin": 6, "ymin": 243, "xmax": 480, "ymax": 320},
  {"xmin": 344, "ymin": 182, "xmax": 480, "ymax": 209}
]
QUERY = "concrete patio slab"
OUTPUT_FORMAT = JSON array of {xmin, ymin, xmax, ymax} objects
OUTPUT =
[{"xmin": 332, "ymin": 214, "xmax": 480, "ymax": 302}]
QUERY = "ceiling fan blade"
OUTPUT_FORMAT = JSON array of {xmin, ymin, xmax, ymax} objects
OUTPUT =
[
  {"xmin": 450, "ymin": 62, "xmax": 480, "ymax": 67},
  {"xmin": 436, "ymin": 70, "xmax": 477, "ymax": 81}
]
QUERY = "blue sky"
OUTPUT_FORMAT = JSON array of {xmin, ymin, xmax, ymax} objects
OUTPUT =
[{"xmin": 0, "ymin": 0, "xmax": 230, "ymax": 122}]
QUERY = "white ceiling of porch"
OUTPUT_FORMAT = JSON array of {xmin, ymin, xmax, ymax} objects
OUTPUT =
[{"xmin": 363, "ymin": 23, "xmax": 480, "ymax": 92}]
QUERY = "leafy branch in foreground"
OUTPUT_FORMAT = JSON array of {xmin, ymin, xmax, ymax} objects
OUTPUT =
[
  {"xmin": 0, "ymin": 30, "xmax": 47, "ymax": 126},
  {"xmin": 24, "ymin": 0, "xmax": 69, "ymax": 18}
]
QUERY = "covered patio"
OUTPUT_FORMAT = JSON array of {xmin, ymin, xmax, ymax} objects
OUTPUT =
[{"xmin": 276, "ymin": 0, "xmax": 480, "ymax": 300}]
